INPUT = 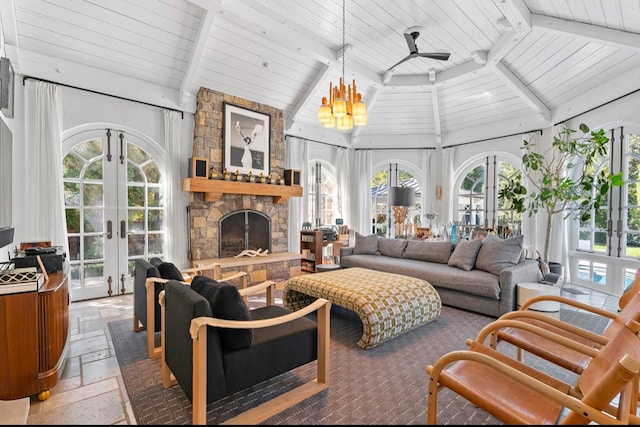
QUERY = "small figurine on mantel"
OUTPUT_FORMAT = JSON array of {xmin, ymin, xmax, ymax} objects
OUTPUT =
[
  {"xmin": 269, "ymin": 172, "xmax": 278, "ymax": 185},
  {"xmin": 247, "ymin": 171, "xmax": 256, "ymax": 182},
  {"xmin": 259, "ymin": 172, "xmax": 267, "ymax": 183},
  {"xmin": 278, "ymin": 175, "xmax": 285, "ymax": 185},
  {"xmin": 209, "ymin": 167, "xmax": 219, "ymax": 180},
  {"xmin": 223, "ymin": 168, "xmax": 231, "ymax": 181},
  {"xmin": 234, "ymin": 170, "xmax": 241, "ymax": 181}
]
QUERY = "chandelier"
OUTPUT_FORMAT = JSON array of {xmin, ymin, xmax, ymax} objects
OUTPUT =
[{"xmin": 317, "ymin": 0, "xmax": 367, "ymax": 130}]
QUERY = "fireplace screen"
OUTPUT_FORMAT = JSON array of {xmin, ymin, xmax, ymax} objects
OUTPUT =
[{"xmin": 219, "ymin": 210, "xmax": 271, "ymax": 258}]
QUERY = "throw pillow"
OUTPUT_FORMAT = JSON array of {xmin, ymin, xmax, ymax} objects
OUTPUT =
[
  {"xmin": 353, "ymin": 232, "xmax": 380, "ymax": 255},
  {"xmin": 158, "ymin": 262, "xmax": 184, "ymax": 281},
  {"xmin": 190, "ymin": 275, "xmax": 253, "ymax": 350},
  {"xmin": 475, "ymin": 234, "xmax": 525, "ymax": 276},
  {"xmin": 402, "ymin": 240, "xmax": 453, "ymax": 263},
  {"xmin": 447, "ymin": 239, "xmax": 483, "ymax": 271},
  {"xmin": 378, "ymin": 237, "xmax": 408, "ymax": 258}
]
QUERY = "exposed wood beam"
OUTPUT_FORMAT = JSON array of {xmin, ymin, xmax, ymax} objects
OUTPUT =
[
  {"xmin": 532, "ymin": 14, "xmax": 640, "ymax": 51},
  {"xmin": 179, "ymin": 3, "xmax": 220, "ymax": 107},
  {"xmin": 429, "ymin": 70, "xmax": 442, "ymax": 145},
  {"xmin": 0, "ymin": 0, "xmax": 20, "ymax": 67},
  {"xmin": 494, "ymin": 62, "xmax": 550, "ymax": 123},
  {"xmin": 486, "ymin": 28, "xmax": 529, "ymax": 66},
  {"xmin": 492, "ymin": 0, "xmax": 532, "ymax": 31},
  {"xmin": 285, "ymin": 62, "xmax": 332, "ymax": 131}
]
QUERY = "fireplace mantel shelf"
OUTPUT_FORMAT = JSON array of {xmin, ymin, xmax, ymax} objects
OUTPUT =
[{"xmin": 182, "ymin": 178, "xmax": 303, "ymax": 204}]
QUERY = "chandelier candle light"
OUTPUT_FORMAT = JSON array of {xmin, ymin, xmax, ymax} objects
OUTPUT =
[{"xmin": 317, "ymin": 0, "xmax": 367, "ymax": 130}]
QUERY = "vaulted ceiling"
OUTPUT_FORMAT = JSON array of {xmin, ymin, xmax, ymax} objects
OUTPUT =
[{"xmin": 2, "ymin": 0, "xmax": 640, "ymax": 148}]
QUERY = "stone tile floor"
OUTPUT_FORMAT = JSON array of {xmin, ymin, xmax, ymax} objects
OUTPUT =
[{"xmin": 23, "ymin": 282, "xmax": 620, "ymax": 424}]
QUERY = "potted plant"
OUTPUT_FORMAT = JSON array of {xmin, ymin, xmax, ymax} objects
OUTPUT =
[{"xmin": 499, "ymin": 123, "xmax": 624, "ymax": 268}]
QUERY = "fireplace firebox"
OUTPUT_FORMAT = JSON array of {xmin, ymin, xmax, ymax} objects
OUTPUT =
[{"xmin": 219, "ymin": 210, "xmax": 271, "ymax": 258}]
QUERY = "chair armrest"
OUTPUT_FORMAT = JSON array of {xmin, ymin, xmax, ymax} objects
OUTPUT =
[
  {"xmin": 190, "ymin": 298, "xmax": 331, "ymax": 338},
  {"xmin": 496, "ymin": 309, "xmax": 610, "ymax": 347},
  {"xmin": 181, "ymin": 262, "xmax": 222, "ymax": 276},
  {"xmin": 519, "ymin": 294, "xmax": 617, "ymax": 320},
  {"xmin": 238, "ymin": 280, "xmax": 275, "ymax": 297},
  {"xmin": 474, "ymin": 318, "xmax": 600, "ymax": 358}
]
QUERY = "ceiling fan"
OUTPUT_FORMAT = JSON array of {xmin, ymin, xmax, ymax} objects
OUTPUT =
[{"xmin": 387, "ymin": 26, "xmax": 451, "ymax": 71}]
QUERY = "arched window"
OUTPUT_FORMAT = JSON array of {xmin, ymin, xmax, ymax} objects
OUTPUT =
[
  {"xmin": 370, "ymin": 163, "xmax": 421, "ymax": 238},
  {"xmin": 455, "ymin": 156, "xmax": 522, "ymax": 240}
]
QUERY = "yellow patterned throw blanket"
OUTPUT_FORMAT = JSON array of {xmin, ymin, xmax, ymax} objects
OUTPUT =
[{"xmin": 284, "ymin": 267, "xmax": 442, "ymax": 349}]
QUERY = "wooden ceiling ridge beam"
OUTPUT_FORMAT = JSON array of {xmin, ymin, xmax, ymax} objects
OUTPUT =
[
  {"xmin": 0, "ymin": 0, "xmax": 21, "ymax": 68},
  {"xmin": 494, "ymin": 61, "xmax": 550, "ymax": 123},
  {"xmin": 492, "ymin": 0, "xmax": 532, "ymax": 32},
  {"xmin": 285, "ymin": 62, "xmax": 333, "ymax": 131},
  {"xmin": 531, "ymin": 14, "xmax": 640, "ymax": 51},
  {"xmin": 179, "ymin": 2, "xmax": 221, "ymax": 107}
]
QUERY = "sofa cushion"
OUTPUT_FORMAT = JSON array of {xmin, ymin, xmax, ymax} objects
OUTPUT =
[
  {"xmin": 448, "ymin": 239, "xmax": 483, "ymax": 271},
  {"xmin": 378, "ymin": 237, "xmax": 407, "ymax": 258},
  {"xmin": 475, "ymin": 234, "xmax": 524, "ymax": 275},
  {"xmin": 190, "ymin": 275, "xmax": 253, "ymax": 350},
  {"xmin": 354, "ymin": 232, "xmax": 380, "ymax": 255},
  {"xmin": 158, "ymin": 262, "xmax": 184, "ymax": 281},
  {"xmin": 402, "ymin": 240, "xmax": 453, "ymax": 264}
]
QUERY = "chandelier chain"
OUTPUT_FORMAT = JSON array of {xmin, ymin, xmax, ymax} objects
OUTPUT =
[{"xmin": 342, "ymin": 0, "xmax": 345, "ymax": 80}]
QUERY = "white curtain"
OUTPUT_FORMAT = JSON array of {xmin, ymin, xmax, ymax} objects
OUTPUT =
[
  {"xmin": 163, "ymin": 110, "xmax": 189, "ymax": 269},
  {"xmin": 353, "ymin": 150, "xmax": 372, "ymax": 235},
  {"xmin": 420, "ymin": 149, "xmax": 433, "ymax": 219},
  {"xmin": 286, "ymin": 137, "xmax": 309, "ymax": 252},
  {"xmin": 333, "ymin": 146, "xmax": 350, "ymax": 226},
  {"xmin": 23, "ymin": 81, "xmax": 69, "ymax": 263},
  {"xmin": 441, "ymin": 146, "xmax": 455, "ymax": 224}
]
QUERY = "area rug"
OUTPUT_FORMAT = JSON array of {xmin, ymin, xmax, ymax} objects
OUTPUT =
[{"xmin": 108, "ymin": 305, "xmax": 609, "ymax": 425}]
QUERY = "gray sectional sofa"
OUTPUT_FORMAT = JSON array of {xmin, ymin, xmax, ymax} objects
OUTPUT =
[{"xmin": 340, "ymin": 233, "xmax": 542, "ymax": 317}]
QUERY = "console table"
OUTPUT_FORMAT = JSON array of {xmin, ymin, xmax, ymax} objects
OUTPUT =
[{"xmin": 0, "ymin": 272, "xmax": 69, "ymax": 400}]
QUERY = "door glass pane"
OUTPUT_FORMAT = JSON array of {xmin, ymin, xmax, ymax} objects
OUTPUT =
[
  {"xmin": 148, "ymin": 209, "xmax": 163, "ymax": 231},
  {"xmin": 83, "ymin": 209, "xmax": 103, "ymax": 233},
  {"xmin": 84, "ymin": 236, "xmax": 104, "ymax": 259},
  {"xmin": 128, "ymin": 235, "xmax": 145, "ymax": 256},
  {"xmin": 128, "ymin": 209, "xmax": 145, "ymax": 231},
  {"xmin": 83, "ymin": 183, "xmax": 103, "ymax": 206}
]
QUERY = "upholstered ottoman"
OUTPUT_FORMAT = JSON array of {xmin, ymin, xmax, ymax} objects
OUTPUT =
[{"xmin": 284, "ymin": 267, "xmax": 442, "ymax": 349}]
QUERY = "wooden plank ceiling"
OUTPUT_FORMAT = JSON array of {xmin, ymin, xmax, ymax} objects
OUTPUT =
[{"xmin": 1, "ymin": 0, "xmax": 639, "ymax": 148}]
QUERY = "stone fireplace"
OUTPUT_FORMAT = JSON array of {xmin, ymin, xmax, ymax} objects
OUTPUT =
[{"xmin": 185, "ymin": 88, "xmax": 300, "ymax": 283}]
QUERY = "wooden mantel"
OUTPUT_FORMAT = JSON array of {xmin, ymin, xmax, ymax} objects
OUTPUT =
[{"xmin": 182, "ymin": 178, "xmax": 303, "ymax": 204}]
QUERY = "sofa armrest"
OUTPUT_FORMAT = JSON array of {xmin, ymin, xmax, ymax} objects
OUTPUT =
[
  {"xmin": 340, "ymin": 247, "xmax": 354, "ymax": 258},
  {"xmin": 498, "ymin": 260, "xmax": 543, "ymax": 316}
]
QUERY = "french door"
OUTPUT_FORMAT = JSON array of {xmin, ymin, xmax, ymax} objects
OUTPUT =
[{"xmin": 62, "ymin": 128, "xmax": 165, "ymax": 301}]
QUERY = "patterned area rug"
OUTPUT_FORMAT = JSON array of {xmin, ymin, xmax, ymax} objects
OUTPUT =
[{"xmin": 108, "ymin": 302, "xmax": 609, "ymax": 425}]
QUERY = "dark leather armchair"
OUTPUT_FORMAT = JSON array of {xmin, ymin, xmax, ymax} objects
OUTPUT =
[{"xmin": 160, "ymin": 276, "xmax": 331, "ymax": 424}]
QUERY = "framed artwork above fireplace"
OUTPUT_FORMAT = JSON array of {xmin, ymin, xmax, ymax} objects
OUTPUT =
[{"xmin": 223, "ymin": 103, "xmax": 270, "ymax": 177}]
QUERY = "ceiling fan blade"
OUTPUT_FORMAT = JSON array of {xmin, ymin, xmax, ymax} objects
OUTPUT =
[
  {"xmin": 404, "ymin": 32, "xmax": 418, "ymax": 53},
  {"xmin": 417, "ymin": 52, "xmax": 451, "ymax": 61},
  {"xmin": 387, "ymin": 55, "xmax": 411, "ymax": 71}
]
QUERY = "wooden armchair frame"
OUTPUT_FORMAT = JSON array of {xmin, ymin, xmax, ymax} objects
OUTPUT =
[
  {"xmin": 144, "ymin": 262, "xmax": 248, "ymax": 359},
  {"xmin": 159, "ymin": 280, "xmax": 331, "ymax": 425},
  {"xmin": 426, "ymin": 318, "xmax": 640, "ymax": 425}
]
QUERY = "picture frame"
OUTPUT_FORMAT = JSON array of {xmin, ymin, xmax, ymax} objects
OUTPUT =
[{"xmin": 223, "ymin": 103, "xmax": 270, "ymax": 177}]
